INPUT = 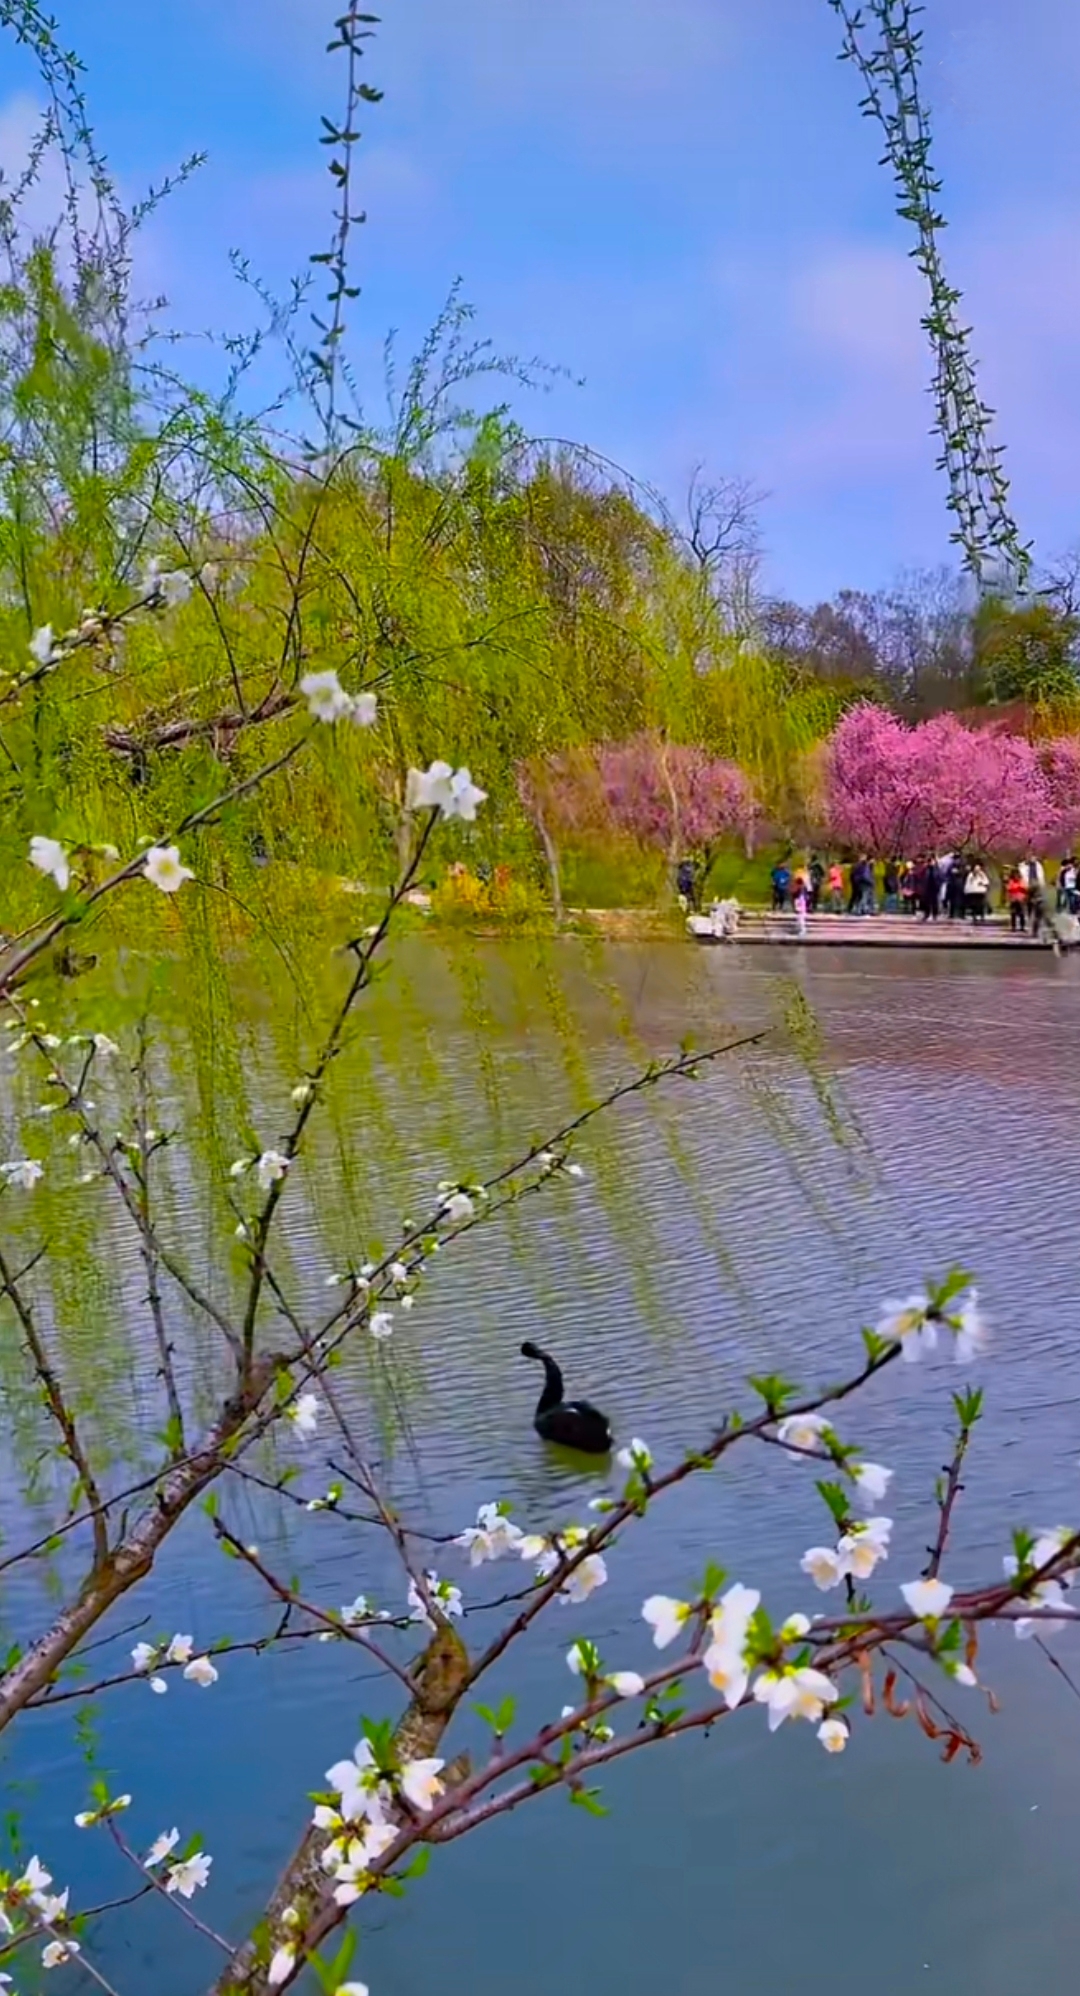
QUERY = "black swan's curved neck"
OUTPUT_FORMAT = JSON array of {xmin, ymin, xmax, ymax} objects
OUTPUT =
[{"xmin": 532, "ymin": 1348, "xmax": 564, "ymax": 1413}]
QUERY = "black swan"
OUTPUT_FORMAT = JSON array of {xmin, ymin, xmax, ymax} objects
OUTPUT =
[{"xmin": 520, "ymin": 1341, "xmax": 612, "ymax": 1454}]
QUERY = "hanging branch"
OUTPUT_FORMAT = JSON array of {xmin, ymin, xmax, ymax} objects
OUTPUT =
[
  {"xmin": 828, "ymin": 0, "xmax": 1032, "ymax": 589},
  {"xmin": 308, "ymin": 5, "xmax": 384, "ymax": 444}
]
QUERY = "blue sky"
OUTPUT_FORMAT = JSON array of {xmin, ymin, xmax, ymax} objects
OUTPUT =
[{"xmin": 1, "ymin": 0, "xmax": 1078, "ymax": 600}]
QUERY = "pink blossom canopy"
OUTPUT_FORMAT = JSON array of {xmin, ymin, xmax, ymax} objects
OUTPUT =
[
  {"xmin": 521, "ymin": 734, "xmax": 758, "ymax": 854},
  {"xmin": 821, "ymin": 703, "xmax": 1080, "ymax": 857}
]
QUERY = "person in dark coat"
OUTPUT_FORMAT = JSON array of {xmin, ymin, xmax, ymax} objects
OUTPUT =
[
  {"xmin": 676, "ymin": 857, "xmax": 699, "ymax": 911},
  {"xmin": 808, "ymin": 855, "xmax": 825, "ymax": 913},
  {"xmin": 946, "ymin": 856, "xmax": 966, "ymax": 921},
  {"xmin": 918, "ymin": 858, "xmax": 940, "ymax": 921}
]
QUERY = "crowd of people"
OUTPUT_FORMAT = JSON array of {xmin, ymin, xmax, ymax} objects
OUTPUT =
[{"xmin": 765, "ymin": 854, "xmax": 1080, "ymax": 935}]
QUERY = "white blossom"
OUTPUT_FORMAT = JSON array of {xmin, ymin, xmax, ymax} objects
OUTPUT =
[
  {"xmin": 0, "ymin": 1159, "xmax": 43, "ymax": 1189},
  {"xmin": 29, "ymin": 623, "xmax": 57, "ymax": 666},
  {"xmin": 701, "ymin": 1583, "xmax": 760, "ymax": 1708},
  {"xmin": 288, "ymin": 1393, "xmax": 319, "ymax": 1438},
  {"xmin": 144, "ymin": 845, "xmax": 195, "ymax": 894},
  {"xmin": 352, "ymin": 691, "xmax": 378, "ymax": 727},
  {"xmin": 400, "ymin": 1756, "xmax": 445, "ymax": 1811},
  {"xmin": 165, "ymin": 1852, "xmax": 212, "ymax": 1898},
  {"xmin": 15, "ymin": 1857, "xmax": 51, "ymax": 1897},
  {"xmin": 839, "ymin": 1517, "xmax": 892, "ymax": 1580},
  {"xmin": 256, "ymin": 1148, "xmax": 289, "ymax": 1189},
  {"xmin": 800, "ymin": 1546, "xmax": 848, "ymax": 1591},
  {"xmin": 146, "ymin": 1829, "xmax": 180, "ymax": 1866},
  {"xmin": 439, "ymin": 1190, "xmax": 474, "ymax": 1225},
  {"xmin": 406, "ymin": 760, "xmax": 483, "ymax": 817},
  {"xmin": 559, "ymin": 1554, "xmax": 608, "ymax": 1604},
  {"xmin": 1014, "ymin": 1582, "xmax": 1075, "ymax": 1640},
  {"xmin": 852, "ymin": 1461, "xmax": 893, "ymax": 1502},
  {"xmin": 950, "ymin": 1291, "xmax": 987, "ymax": 1363},
  {"xmin": 291, "ymin": 1081, "xmax": 314, "ymax": 1106},
  {"xmin": 407, "ymin": 1573, "xmax": 463, "ymax": 1628},
  {"xmin": 389, "ymin": 1260, "xmax": 408, "ymax": 1284},
  {"xmin": 753, "ymin": 1665, "xmax": 839, "ymax": 1732},
  {"xmin": 331, "ymin": 1822, "xmax": 398, "ymax": 1905},
  {"xmin": 780, "ymin": 1612, "xmax": 811, "ymax": 1642},
  {"xmin": 642, "ymin": 1594, "xmax": 691, "ymax": 1648},
  {"xmin": 42, "ymin": 1939, "xmax": 80, "ymax": 1968},
  {"xmin": 131, "ymin": 1641, "xmax": 158, "ymax": 1673},
  {"xmin": 326, "ymin": 1741, "xmax": 388, "ymax": 1826},
  {"xmin": 454, "ymin": 1503, "xmax": 523, "ymax": 1565},
  {"xmin": 301, "ymin": 669, "xmax": 354, "ymax": 722},
  {"xmin": 267, "ymin": 1946, "xmax": 296, "ymax": 1987},
  {"xmin": 608, "ymin": 1670, "xmax": 646, "ymax": 1698},
  {"xmin": 29, "ymin": 835, "xmax": 70, "ymax": 890},
  {"xmin": 370, "ymin": 1311, "xmax": 394, "ymax": 1340},
  {"xmin": 876, "ymin": 1292, "xmax": 936, "ymax": 1363},
  {"xmin": 776, "ymin": 1411, "xmax": 831, "ymax": 1453},
  {"xmin": 34, "ymin": 1889, "xmax": 69, "ymax": 1925},
  {"xmin": 952, "ymin": 1663, "xmax": 978, "ymax": 1687},
  {"xmin": 900, "ymin": 1577, "xmax": 954, "ymax": 1621},
  {"xmin": 616, "ymin": 1438, "xmax": 652, "ymax": 1472},
  {"xmin": 159, "ymin": 569, "xmax": 193, "ymax": 609},
  {"xmin": 183, "ymin": 1655, "xmax": 219, "ymax": 1687},
  {"xmin": 818, "ymin": 1718, "xmax": 849, "ymax": 1753}
]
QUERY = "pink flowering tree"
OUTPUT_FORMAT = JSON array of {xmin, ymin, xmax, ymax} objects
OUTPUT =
[
  {"xmin": 595, "ymin": 736, "xmax": 758, "ymax": 869},
  {"xmin": 521, "ymin": 735, "xmax": 758, "ymax": 901},
  {"xmin": 821, "ymin": 702, "xmax": 1073, "ymax": 857},
  {"xmin": 1038, "ymin": 736, "xmax": 1080, "ymax": 852}
]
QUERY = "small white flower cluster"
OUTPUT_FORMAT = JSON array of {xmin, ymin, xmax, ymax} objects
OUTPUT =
[
  {"xmin": 287, "ymin": 1392, "xmax": 319, "ymax": 1439},
  {"xmin": 876, "ymin": 1288, "xmax": 986, "ymax": 1364},
  {"xmin": 455, "ymin": 1509, "xmax": 610, "ymax": 1605},
  {"xmin": 141, "ymin": 1829, "xmax": 212, "ymax": 1898},
  {"xmin": 1005, "ymin": 1528, "xmax": 1080, "ymax": 1640},
  {"xmin": 20, "ymin": 560, "xmax": 207, "ymax": 691},
  {"xmin": 454, "ymin": 1501, "xmax": 526, "ymax": 1566},
  {"xmin": 141, "ymin": 558, "xmax": 201, "ymax": 611},
  {"xmin": 0, "ymin": 1158, "xmax": 43, "ymax": 1189},
  {"xmin": 28, "ymin": 834, "xmax": 194, "ymax": 896},
  {"xmin": 407, "ymin": 1572, "xmax": 464, "ymax": 1628},
  {"xmin": 316, "ymin": 1738, "xmax": 443, "ymax": 1906},
  {"xmin": 405, "ymin": 762, "xmax": 486, "ymax": 821},
  {"xmin": 801, "ymin": 1516, "xmax": 893, "ymax": 1592},
  {"xmin": 642, "ymin": 1589, "xmax": 847, "ymax": 1751},
  {"xmin": 566, "ymin": 1639, "xmax": 645, "ymax": 1706},
  {"xmin": 0, "ymin": 1854, "xmax": 80, "ymax": 1967},
  {"xmin": 230, "ymin": 1149, "xmax": 290, "ymax": 1191},
  {"xmin": 435, "ymin": 1181, "xmax": 483, "ymax": 1225},
  {"xmin": 776, "ymin": 1412, "xmax": 892, "ymax": 1503},
  {"xmin": 317, "ymin": 1593, "xmax": 395, "ymax": 1643},
  {"xmin": 131, "ymin": 1633, "xmax": 219, "ymax": 1693},
  {"xmin": 300, "ymin": 669, "xmax": 378, "ymax": 728}
]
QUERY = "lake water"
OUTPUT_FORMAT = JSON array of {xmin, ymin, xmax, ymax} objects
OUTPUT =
[{"xmin": 5, "ymin": 941, "xmax": 1080, "ymax": 1994}]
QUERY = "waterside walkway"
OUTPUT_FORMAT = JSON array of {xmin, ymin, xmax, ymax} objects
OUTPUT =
[{"xmin": 694, "ymin": 912, "xmax": 1067, "ymax": 949}]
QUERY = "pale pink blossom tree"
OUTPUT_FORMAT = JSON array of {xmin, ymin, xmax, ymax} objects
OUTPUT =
[{"xmin": 520, "ymin": 734, "xmax": 758, "ymax": 895}]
